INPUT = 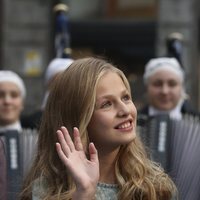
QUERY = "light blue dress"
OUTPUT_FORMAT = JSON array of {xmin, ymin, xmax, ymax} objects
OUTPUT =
[
  {"xmin": 32, "ymin": 178, "xmax": 119, "ymax": 200},
  {"xmin": 32, "ymin": 178, "xmax": 177, "ymax": 200},
  {"xmin": 95, "ymin": 182, "xmax": 119, "ymax": 200}
]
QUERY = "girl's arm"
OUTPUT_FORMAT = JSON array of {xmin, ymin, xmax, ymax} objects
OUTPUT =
[{"xmin": 56, "ymin": 126, "xmax": 99, "ymax": 199}]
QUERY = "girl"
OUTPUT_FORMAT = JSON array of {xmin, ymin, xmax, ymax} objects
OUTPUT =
[{"xmin": 20, "ymin": 57, "xmax": 177, "ymax": 200}]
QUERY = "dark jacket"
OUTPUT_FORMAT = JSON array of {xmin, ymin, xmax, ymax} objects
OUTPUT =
[
  {"xmin": 21, "ymin": 110, "xmax": 43, "ymax": 130},
  {"xmin": 0, "ymin": 138, "xmax": 7, "ymax": 200}
]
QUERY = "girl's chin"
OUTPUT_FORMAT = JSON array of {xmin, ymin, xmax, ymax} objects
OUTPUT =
[{"xmin": 121, "ymin": 134, "xmax": 136, "ymax": 145}]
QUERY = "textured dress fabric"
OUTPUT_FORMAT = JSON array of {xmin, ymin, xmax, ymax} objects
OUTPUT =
[
  {"xmin": 95, "ymin": 182, "xmax": 119, "ymax": 200},
  {"xmin": 32, "ymin": 178, "xmax": 119, "ymax": 200},
  {"xmin": 32, "ymin": 178, "xmax": 177, "ymax": 200}
]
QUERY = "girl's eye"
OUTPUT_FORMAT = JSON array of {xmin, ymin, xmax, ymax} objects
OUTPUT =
[
  {"xmin": 100, "ymin": 101, "xmax": 112, "ymax": 109},
  {"xmin": 122, "ymin": 94, "xmax": 131, "ymax": 101}
]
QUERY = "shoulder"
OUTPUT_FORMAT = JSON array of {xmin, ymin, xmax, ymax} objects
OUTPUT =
[{"xmin": 181, "ymin": 100, "xmax": 200, "ymax": 118}]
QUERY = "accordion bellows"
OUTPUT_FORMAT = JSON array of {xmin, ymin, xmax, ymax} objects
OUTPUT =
[
  {"xmin": 137, "ymin": 114, "xmax": 200, "ymax": 200},
  {"xmin": 0, "ymin": 129, "xmax": 38, "ymax": 200},
  {"xmin": 1, "ymin": 115, "xmax": 200, "ymax": 199}
]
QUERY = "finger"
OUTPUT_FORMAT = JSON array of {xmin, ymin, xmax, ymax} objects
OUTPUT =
[
  {"xmin": 89, "ymin": 143, "xmax": 99, "ymax": 164},
  {"xmin": 57, "ymin": 130, "xmax": 71, "ymax": 156},
  {"xmin": 60, "ymin": 126, "xmax": 75, "ymax": 151},
  {"xmin": 56, "ymin": 143, "xmax": 69, "ymax": 166},
  {"xmin": 73, "ymin": 127, "xmax": 84, "ymax": 151}
]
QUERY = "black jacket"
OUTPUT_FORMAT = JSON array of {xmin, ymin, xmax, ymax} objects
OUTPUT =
[{"xmin": 21, "ymin": 110, "xmax": 43, "ymax": 130}]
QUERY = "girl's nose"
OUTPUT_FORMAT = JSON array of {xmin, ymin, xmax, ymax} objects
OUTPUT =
[{"xmin": 117, "ymin": 102, "xmax": 129, "ymax": 117}]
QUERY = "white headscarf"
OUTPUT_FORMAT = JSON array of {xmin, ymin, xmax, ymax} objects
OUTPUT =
[
  {"xmin": 41, "ymin": 58, "xmax": 74, "ymax": 109},
  {"xmin": 0, "ymin": 70, "xmax": 26, "ymax": 99},
  {"xmin": 143, "ymin": 57, "xmax": 184, "ymax": 84},
  {"xmin": 45, "ymin": 58, "xmax": 74, "ymax": 86}
]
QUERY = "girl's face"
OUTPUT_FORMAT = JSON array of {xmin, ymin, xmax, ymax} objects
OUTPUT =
[
  {"xmin": 0, "ymin": 82, "xmax": 23, "ymax": 125},
  {"xmin": 88, "ymin": 72, "xmax": 137, "ymax": 153},
  {"xmin": 147, "ymin": 69, "xmax": 182, "ymax": 111}
]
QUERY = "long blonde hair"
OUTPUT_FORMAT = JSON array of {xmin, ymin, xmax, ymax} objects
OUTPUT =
[{"xmin": 20, "ymin": 57, "xmax": 177, "ymax": 200}]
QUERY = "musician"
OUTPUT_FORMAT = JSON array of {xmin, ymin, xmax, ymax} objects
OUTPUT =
[
  {"xmin": 0, "ymin": 70, "xmax": 26, "ymax": 199},
  {"xmin": 0, "ymin": 70, "xmax": 26, "ymax": 132},
  {"xmin": 139, "ymin": 57, "xmax": 200, "ymax": 120},
  {"xmin": 21, "ymin": 57, "xmax": 74, "ymax": 130}
]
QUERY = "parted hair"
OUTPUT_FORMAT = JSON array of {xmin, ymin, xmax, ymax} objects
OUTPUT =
[{"xmin": 20, "ymin": 57, "xmax": 177, "ymax": 200}]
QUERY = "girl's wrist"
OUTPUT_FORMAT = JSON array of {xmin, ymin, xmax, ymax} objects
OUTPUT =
[
  {"xmin": 72, "ymin": 189, "xmax": 96, "ymax": 200},
  {"xmin": 73, "ymin": 181, "xmax": 97, "ymax": 199}
]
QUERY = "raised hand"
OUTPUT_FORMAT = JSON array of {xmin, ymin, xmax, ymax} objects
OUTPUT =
[{"xmin": 56, "ymin": 126, "xmax": 99, "ymax": 199}]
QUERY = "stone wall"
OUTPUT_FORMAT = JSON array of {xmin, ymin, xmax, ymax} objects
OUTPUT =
[{"xmin": 1, "ymin": 0, "xmax": 53, "ymax": 114}]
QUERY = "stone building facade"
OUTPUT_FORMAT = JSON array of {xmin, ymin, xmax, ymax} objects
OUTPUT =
[
  {"xmin": 157, "ymin": 0, "xmax": 200, "ymax": 107},
  {"xmin": 0, "ymin": 0, "xmax": 200, "ymax": 113}
]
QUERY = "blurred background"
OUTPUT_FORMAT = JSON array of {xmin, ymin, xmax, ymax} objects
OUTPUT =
[{"xmin": 0, "ymin": 0, "xmax": 200, "ymax": 114}]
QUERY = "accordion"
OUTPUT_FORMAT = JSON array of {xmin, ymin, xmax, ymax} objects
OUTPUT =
[
  {"xmin": 0, "ymin": 129, "xmax": 38, "ymax": 200},
  {"xmin": 137, "ymin": 114, "xmax": 200, "ymax": 200}
]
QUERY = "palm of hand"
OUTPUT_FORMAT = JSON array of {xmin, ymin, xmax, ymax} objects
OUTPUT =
[
  {"xmin": 66, "ymin": 147, "xmax": 99, "ymax": 189},
  {"xmin": 56, "ymin": 126, "xmax": 99, "ymax": 191}
]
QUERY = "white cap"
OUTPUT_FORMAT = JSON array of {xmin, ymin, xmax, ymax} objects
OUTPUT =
[
  {"xmin": 0, "ymin": 70, "xmax": 26, "ymax": 98},
  {"xmin": 45, "ymin": 58, "xmax": 74, "ymax": 86},
  {"xmin": 143, "ymin": 57, "xmax": 184, "ymax": 84}
]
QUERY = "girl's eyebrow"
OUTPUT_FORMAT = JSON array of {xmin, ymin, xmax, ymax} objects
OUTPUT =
[
  {"xmin": 96, "ymin": 89, "xmax": 129, "ymax": 102},
  {"xmin": 96, "ymin": 94, "xmax": 112, "ymax": 101}
]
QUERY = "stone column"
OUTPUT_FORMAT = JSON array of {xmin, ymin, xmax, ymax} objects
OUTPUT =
[{"xmin": 156, "ymin": 0, "xmax": 199, "ymax": 108}]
